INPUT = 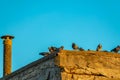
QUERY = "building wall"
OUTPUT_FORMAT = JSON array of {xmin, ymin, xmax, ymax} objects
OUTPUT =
[{"xmin": 57, "ymin": 50, "xmax": 120, "ymax": 80}]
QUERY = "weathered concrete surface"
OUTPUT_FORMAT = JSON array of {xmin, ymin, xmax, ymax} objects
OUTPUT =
[
  {"xmin": 0, "ymin": 50, "xmax": 120, "ymax": 80},
  {"xmin": 56, "ymin": 50, "xmax": 120, "ymax": 80}
]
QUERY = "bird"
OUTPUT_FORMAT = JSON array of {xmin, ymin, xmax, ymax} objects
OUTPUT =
[
  {"xmin": 48, "ymin": 46, "xmax": 64, "ymax": 53},
  {"xmin": 72, "ymin": 43, "xmax": 85, "ymax": 51},
  {"xmin": 39, "ymin": 52, "xmax": 50, "ymax": 56},
  {"xmin": 96, "ymin": 44, "xmax": 102, "ymax": 51},
  {"xmin": 39, "ymin": 46, "xmax": 64, "ymax": 57},
  {"xmin": 48, "ymin": 46, "xmax": 57, "ymax": 53},
  {"xmin": 58, "ymin": 46, "xmax": 64, "ymax": 51},
  {"xmin": 72, "ymin": 43, "xmax": 79, "ymax": 50},
  {"xmin": 79, "ymin": 47, "xmax": 85, "ymax": 51},
  {"xmin": 111, "ymin": 45, "xmax": 120, "ymax": 53}
]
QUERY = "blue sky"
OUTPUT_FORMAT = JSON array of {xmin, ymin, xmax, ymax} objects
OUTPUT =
[{"xmin": 0, "ymin": 0, "xmax": 120, "ymax": 77}]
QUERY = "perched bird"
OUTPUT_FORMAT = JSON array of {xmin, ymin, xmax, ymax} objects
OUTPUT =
[
  {"xmin": 88, "ymin": 49, "xmax": 91, "ymax": 51},
  {"xmin": 111, "ymin": 45, "xmax": 120, "ymax": 53},
  {"xmin": 48, "ymin": 46, "xmax": 64, "ymax": 53},
  {"xmin": 79, "ymin": 47, "xmax": 84, "ymax": 51},
  {"xmin": 96, "ymin": 44, "xmax": 102, "ymax": 51},
  {"xmin": 58, "ymin": 46, "xmax": 64, "ymax": 51},
  {"xmin": 72, "ymin": 43, "xmax": 85, "ymax": 51},
  {"xmin": 72, "ymin": 43, "xmax": 79, "ymax": 50},
  {"xmin": 48, "ymin": 46, "xmax": 57, "ymax": 53},
  {"xmin": 39, "ymin": 52, "xmax": 50, "ymax": 56}
]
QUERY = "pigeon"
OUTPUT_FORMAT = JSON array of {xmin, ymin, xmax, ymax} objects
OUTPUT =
[
  {"xmin": 48, "ymin": 46, "xmax": 64, "ymax": 53},
  {"xmin": 58, "ymin": 46, "xmax": 64, "ymax": 51},
  {"xmin": 72, "ymin": 43, "xmax": 79, "ymax": 50},
  {"xmin": 96, "ymin": 44, "xmax": 102, "ymax": 51},
  {"xmin": 111, "ymin": 45, "xmax": 120, "ymax": 53},
  {"xmin": 72, "ymin": 43, "xmax": 85, "ymax": 51},
  {"xmin": 79, "ymin": 47, "xmax": 84, "ymax": 51},
  {"xmin": 48, "ymin": 46, "xmax": 57, "ymax": 53}
]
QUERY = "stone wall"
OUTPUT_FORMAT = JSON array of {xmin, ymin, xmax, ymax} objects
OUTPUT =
[{"xmin": 57, "ymin": 50, "xmax": 120, "ymax": 80}]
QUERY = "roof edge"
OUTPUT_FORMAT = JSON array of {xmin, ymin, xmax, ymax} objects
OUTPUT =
[{"xmin": 0, "ymin": 51, "xmax": 58, "ymax": 79}]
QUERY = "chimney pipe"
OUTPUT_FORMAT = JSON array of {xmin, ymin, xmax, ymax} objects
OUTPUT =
[{"xmin": 1, "ymin": 35, "xmax": 14, "ymax": 76}]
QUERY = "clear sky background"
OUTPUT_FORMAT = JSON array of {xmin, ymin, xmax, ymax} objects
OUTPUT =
[{"xmin": 0, "ymin": 0, "xmax": 120, "ymax": 77}]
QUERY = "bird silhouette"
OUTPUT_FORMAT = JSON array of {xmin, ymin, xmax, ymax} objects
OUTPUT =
[
  {"xmin": 111, "ymin": 45, "xmax": 120, "ymax": 53},
  {"xmin": 79, "ymin": 47, "xmax": 84, "ymax": 51},
  {"xmin": 96, "ymin": 44, "xmax": 102, "ymax": 51},
  {"xmin": 48, "ymin": 46, "xmax": 57, "ymax": 53},
  {"xmin": 48, "ymin": 46, "xmax": 64, "ymax": 53},
  {"xmin": 58, "ymin": 46, "xmax": 64, "ymax": 51},
  {"xmin": 72, "ymin": 43, "xmax": 79, "ymax": 50},
  {"xmin": 72, "ymin": 43, "xmax": 84, "ymax": 51}
]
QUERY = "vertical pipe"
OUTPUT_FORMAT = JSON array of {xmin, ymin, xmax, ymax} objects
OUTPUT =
[{"xmin": 1, "ymin": 35, "xmax": 14, "ymax": 76}]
